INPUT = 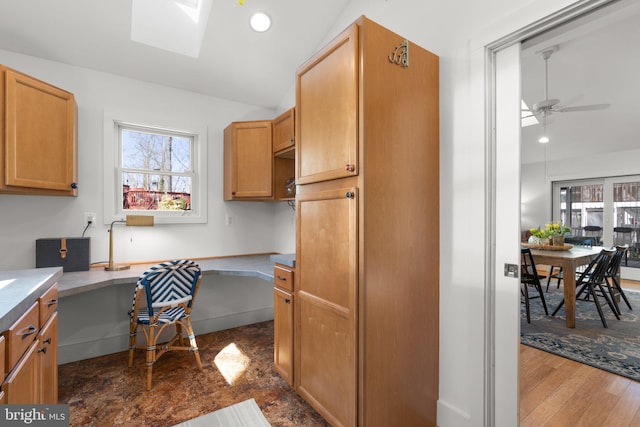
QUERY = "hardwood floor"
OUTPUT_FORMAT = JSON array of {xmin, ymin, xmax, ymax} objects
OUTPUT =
[{"xmin": 520, "ymin": 278, "xmax": 640, "ymax": 426}]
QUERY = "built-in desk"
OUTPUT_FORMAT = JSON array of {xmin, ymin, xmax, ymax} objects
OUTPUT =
[{"xmin": 57, "ymin": 254, "xmax": 275, "ymax": 297}]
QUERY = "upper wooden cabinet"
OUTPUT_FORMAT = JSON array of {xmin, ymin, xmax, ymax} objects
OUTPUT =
[
  {"xmin": 272, "ymin": 108, "xmax": 295, "ymax": 154},
  {"xmin": 296, "ymin": 26, "xmax": 358, "ymax": 185},
  {"xmin": 224, "ymin": 120, "xmax": 273, "ymax": 200},
  {"xmin": 0, "ymin": 65, "xmax": 77, "ymax": 196}
]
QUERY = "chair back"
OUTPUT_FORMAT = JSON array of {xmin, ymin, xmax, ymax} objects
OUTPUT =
[
  {"xmin": 577, "ymin": 248, "xmax": 615, "ymax": 286},
  {"xmin": 613, "ymin": 227, "xmax": 634, "ymax": 246},
  {"xmin": 606, "ymin": 245, "xmax": 628, "ymax": 277},
  {"xmin": 521, "ymin": 248, "xmax": 540, "ymax": 284},
  {"xmin": 134, "ymin": 260, "xmax": 202, "ymax": 318},
  {"xmin": 565, "ymin": 236, "xmax": 594, "ymax": 247}
]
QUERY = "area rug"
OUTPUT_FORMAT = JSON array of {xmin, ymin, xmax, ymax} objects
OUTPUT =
[
  {"xmin": 173, "ymin": 399, "xmax": 270, "ymax": 427},
  {"xmin": 520, "ymin": 286, "xmax": 640, "ymax": 381}
]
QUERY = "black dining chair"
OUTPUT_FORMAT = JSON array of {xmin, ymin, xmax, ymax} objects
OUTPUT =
[
  {"xmin": 545, "ymin": 236, "xmax": 594, "ymax": 292},
  {"xmin": 583, "ymin": 225, "xmax": 603, "ymax": 246},
  {"xmin": 603, "ymin": 245, "xmax": 632, "ymax": 315},
  {"xmin": 521, "ymin": 248, "xmax": 549, "ymax": 323},
  {"xmin": 552, "ymin": 248, "xmax": 619, "ymax": 328},
  {"xmin": 613, "ymin": 227, "xmax": 634, "ymax": 265}
]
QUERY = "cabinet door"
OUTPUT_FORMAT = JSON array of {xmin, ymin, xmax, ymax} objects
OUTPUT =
[
  {"xmin": 2, "ymin": 341, "xmax": 39, "ymax": 404},
  {"xmin": 296, "ymin": 186, "xmax": 358, "ymax": 427},
  {"xmin": 224, "ymin": 121, "xmax": 273, "ymax": 199},
  {"xmin": 2, "ymin": 67, "xmax": 77, "ymax": 195},
  {"xmin": 272, "ymin": 108, "xmax": 295, "ymax": 154},
  {"xmin": 38, "ymin": 312, "xmax": 58, "ymax": 404},
  {"xmin": 273, "ymin": 287, "xmax": 293, "ymax": 386},
  {"xmin": 296, "ymin": 24, "xmax": 359, "ymax": 185}
]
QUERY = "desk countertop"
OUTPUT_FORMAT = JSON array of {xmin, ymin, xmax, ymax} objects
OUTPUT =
[
  {"xmin": 1, "ymin": 254, "xmax": 284, "ymax": 331},
  {"xmin": 0, "ymin": 266, "xmax": 62, "ymax": 331}
]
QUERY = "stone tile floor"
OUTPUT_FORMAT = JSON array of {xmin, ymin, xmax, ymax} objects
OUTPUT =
[{"xmin": 58, "ymin": 321, "xmax": 329, "ymax": 426}]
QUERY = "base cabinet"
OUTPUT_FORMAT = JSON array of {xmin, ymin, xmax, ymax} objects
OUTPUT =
[
  {"xmin": 1, "ymin": 284, "xmax": 59, "ymax": 404},
  {"xmin": 273, "ymin": 264, "xmax": 294, "ymax": 385}
]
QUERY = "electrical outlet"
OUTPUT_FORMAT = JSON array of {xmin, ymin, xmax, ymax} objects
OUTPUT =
[
  {"xmin": 84, "ymin": 212, "xmax": 96, "ymax": 227},
  {"xmin": 225, "ymin": 214, "xmax": 233, "ymax": 226}
]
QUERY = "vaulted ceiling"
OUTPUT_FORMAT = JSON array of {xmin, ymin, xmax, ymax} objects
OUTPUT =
[{"xmin": 520, "ymin": 1, "xmax": 640, "ymax": 164}]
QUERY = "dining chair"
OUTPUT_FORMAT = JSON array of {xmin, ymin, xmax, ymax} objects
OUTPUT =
[
  {"xmin": 603, "ymin": 245, "xmax": 632, "ymax": 315},
  {"xmin": 551, "ymin": 248, "xmax": 619, "ymax": 328},
  {"xmin": 545, "ymin": 236, "xmax": 594, "ymax": 292},
  {"xmin": 128, "ymin": 259, "xmax": 204, "ymax": 390},
  {"xmin": 583, "ymin": 225, "xmax": 603, "ymax": 246},
  {"xmin": 521, "ymin": 248, "xmax": 549, "ymax": 323},
  {"xmin": 613, "ymin": 227, "xmax": 634, "ymax": 266}
]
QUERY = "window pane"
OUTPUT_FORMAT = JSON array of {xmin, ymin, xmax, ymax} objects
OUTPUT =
[
  {"xmin": 122, "ymin": 129, "xmax": 191, "ymax": 173},
  {"xmin": 123, "ymin": 172, "xmax": 191, "ymax": 211}
]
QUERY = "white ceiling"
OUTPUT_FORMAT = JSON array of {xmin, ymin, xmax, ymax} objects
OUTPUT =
[
  {"xmin": 521, "ymin": 1, "xmax": 640, "ymax": 164},
  {"xmin": 0, "ymin": 0, "xmax": 350, "ymax": 109}
]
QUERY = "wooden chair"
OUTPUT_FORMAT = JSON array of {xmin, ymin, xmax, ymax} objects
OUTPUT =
[
  {"xmin": 552, "ymin": 248, "xmax": 619, "ymax": 328},
  {"xmin": 128, "ymin": 259, "xmax": 204, "ymax": 390},
  {"xmin": 521, "ymin": 248, "xmax": 549, "ymax": 323}
]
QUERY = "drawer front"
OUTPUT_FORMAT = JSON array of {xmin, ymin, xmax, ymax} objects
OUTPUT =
[
  {"xmin": 3, "ymin": 301, "xmax": 39, "ymax": 372},
  {"xmin": 39, "ymin": 283, "xmax": 59, "ymax": 325},
  {"xmin": 274, "ymin": 265, "xmax": 294, "ymax": 292}
]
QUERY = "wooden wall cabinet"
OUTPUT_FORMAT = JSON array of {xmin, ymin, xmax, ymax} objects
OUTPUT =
[
  {"xmin": 1, "ymin": 284, "xmax": 59, "ymax": 404},
  {"xmin": 294, "ymin": 17, "xmax": 439, "ymax": 427},
  {"xmin": 224, "ymin": 120, "xmax": 273, "ymax": 200},
  {"xmin": 273, "ymin": 264, "xmax": 294, "ymax": 386},
  {"xmin": 223, "ymin": 111, "xmax": 296, "ymax": 201},
  {"xmin": 0, "ymin": 65, "xmax": 77, "ymax": 196}
]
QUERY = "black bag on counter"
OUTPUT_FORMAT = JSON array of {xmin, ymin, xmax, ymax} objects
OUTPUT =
[{"xmin": 36, "ymin": 237, "xmax": 90, "ymax": 272}]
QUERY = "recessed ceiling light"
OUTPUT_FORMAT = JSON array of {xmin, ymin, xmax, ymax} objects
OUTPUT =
[{"xmin": 250, "ymin": 12, "xmax": 271, "ymax": 32}]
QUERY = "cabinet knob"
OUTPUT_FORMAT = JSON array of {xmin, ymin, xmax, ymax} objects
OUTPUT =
[
  {"xmin": 38, "ymin": 346, "xmax": 48, "ymax": 354},
  {"xmin": 345, "ymin": 192, "xmax": 355, "ymax": 199},
  {"xmin": 344, "ymin": 164, "xmax": 355, "ymax": 172},
  {"xmin": 285, "ymin": 298, "xmax": 291, "ymax": 304},
  {"xmin": 43, "ymin": 337, "xmax": 52, "ymax": 345},
  {"xmin": 290, "ymin": 137, "xmax": 294, "ymax": 143},
  {"xmin": 70, "ymin": 182, "xmax": 78, "ymax": 189}
]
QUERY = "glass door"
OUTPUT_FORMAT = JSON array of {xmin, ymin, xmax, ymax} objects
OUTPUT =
[{"xmin": 552, "ymin": 175, "xmax": 640, "ymax": 280}]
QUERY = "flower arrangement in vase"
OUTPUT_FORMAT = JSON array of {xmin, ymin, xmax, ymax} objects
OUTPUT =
[{"xmin": 529, "ymin": 221, "xmax": 570, "ymax": 246}]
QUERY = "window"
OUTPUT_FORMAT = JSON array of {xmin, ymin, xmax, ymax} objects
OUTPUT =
[{"xmin": 104, "ymin": 109, "xmax": 207, "ymax": 224}]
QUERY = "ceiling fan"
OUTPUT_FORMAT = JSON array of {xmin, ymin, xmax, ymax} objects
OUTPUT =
[{"xmin": 522, "ymin": 46, "xmax": 610, "ymax": 120}]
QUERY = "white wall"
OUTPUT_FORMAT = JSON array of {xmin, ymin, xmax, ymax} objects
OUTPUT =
[{"xmin": 0, "ymin": 49, "xmax": 297, "ymax": 271}]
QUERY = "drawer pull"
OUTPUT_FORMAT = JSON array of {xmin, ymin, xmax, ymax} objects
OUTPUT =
[
  {"xmin": 43, "ymin": 337, "xmax": 52, "ymax": 345},
  {"xmin": 38, "ymin": 346, "xmax": 48, "ymax": 354},
  {"xmin": 276, "ymin": 275, "xmax": 287, "ymax": 281},
  {"xmin": 20, "ymin": 325, "xmax": 38, "ymax": 339},
  {"xmin": 47, "ymin": 298, "xmax": 58, "ymax": 307}
]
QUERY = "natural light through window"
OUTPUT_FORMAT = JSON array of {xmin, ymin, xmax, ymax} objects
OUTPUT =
[
  {"xmin": 521, "ymin": 100, "xmax": 539, "ymax": 127},
  {"xmin": 214, "ymin": 343, "xmax": 250, "ymax": 385}
]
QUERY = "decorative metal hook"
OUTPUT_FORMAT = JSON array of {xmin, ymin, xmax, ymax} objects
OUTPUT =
[{"xmin": 389, "ymin": 39, "xmax": 409, "ymax": 68}]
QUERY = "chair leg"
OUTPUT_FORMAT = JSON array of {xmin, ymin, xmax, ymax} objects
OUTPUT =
[
  {"xmin": 146, "ymin": 324, "xmax": 157, "ymax": 390},
  {"xmin": 534, "ymin": 282, "xmax": 549, "ymax": 315},
  {"xmin": 184, "ymin": 318, "xmax": 203, "ymax": 370},
  {"xmin": 128, "ymin": 322, "xmax": 137, "ymax": 368},
  {"xmin": 597, "ymin": 283, "xmax": 620, "ymax": 320},
  {"xmin": 588, "ymin": 284, "xmax": 608, "ymax": 328},
  {"xmin": 612, "ymin": 276, "xmax": 633, "ymax": 311}
]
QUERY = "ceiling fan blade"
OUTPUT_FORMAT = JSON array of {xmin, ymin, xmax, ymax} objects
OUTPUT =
[{"xmin": 555, "ymin": 103, "xmax": 610, "ymax": 113}]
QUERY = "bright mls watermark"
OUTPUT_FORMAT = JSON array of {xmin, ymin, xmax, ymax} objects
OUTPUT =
[{"xmin": 1, "ymin": 405, "xmax": 69, "ymax": 426}]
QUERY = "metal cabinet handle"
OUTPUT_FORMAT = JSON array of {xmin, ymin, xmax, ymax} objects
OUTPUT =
[
  {"xmin": 43, "ymin": 337, "xmax": 52, "ymax": 345},
  {"xmin": 276, "ymin": 275, "xmax": 287, "ymax": 281},
  {"xmin": 48, "ymin": 298, "xmax": 58, "ymax": 307},
  {"xmin": 38, "ymin": 346, "xmax": 48, "ymax": 354},
  {"xmin": 21, "ymin": 325, "xmax": 37, "ymax": 339}
]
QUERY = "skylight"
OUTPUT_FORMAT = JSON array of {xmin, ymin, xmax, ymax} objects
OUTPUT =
[
  {"xmin": 521, "ymin": 100, "xmax": 539, "ymax": 127},
  {"xmin": 131, "ymin": 0, "xmax": 213, "ymax": 58}
]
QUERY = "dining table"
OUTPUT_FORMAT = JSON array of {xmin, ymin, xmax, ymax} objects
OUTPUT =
[{"xmin": 528, "ymin": 245, "xmax": 604, "ymax": 328}]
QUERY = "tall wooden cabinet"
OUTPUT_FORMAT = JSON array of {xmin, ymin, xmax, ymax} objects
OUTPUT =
[
  {"xmin": 294, "ymin": 17, "xmax": 439, "ymax": 427},
  {"xmin": 0, "ymin": 65, "xmax": 77, "ymax": 196}
]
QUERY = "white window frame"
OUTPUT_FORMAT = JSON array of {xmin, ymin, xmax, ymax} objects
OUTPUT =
[{"xmin": 103, "ymin": 107, "xmax": 208, "ymax": 224}]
